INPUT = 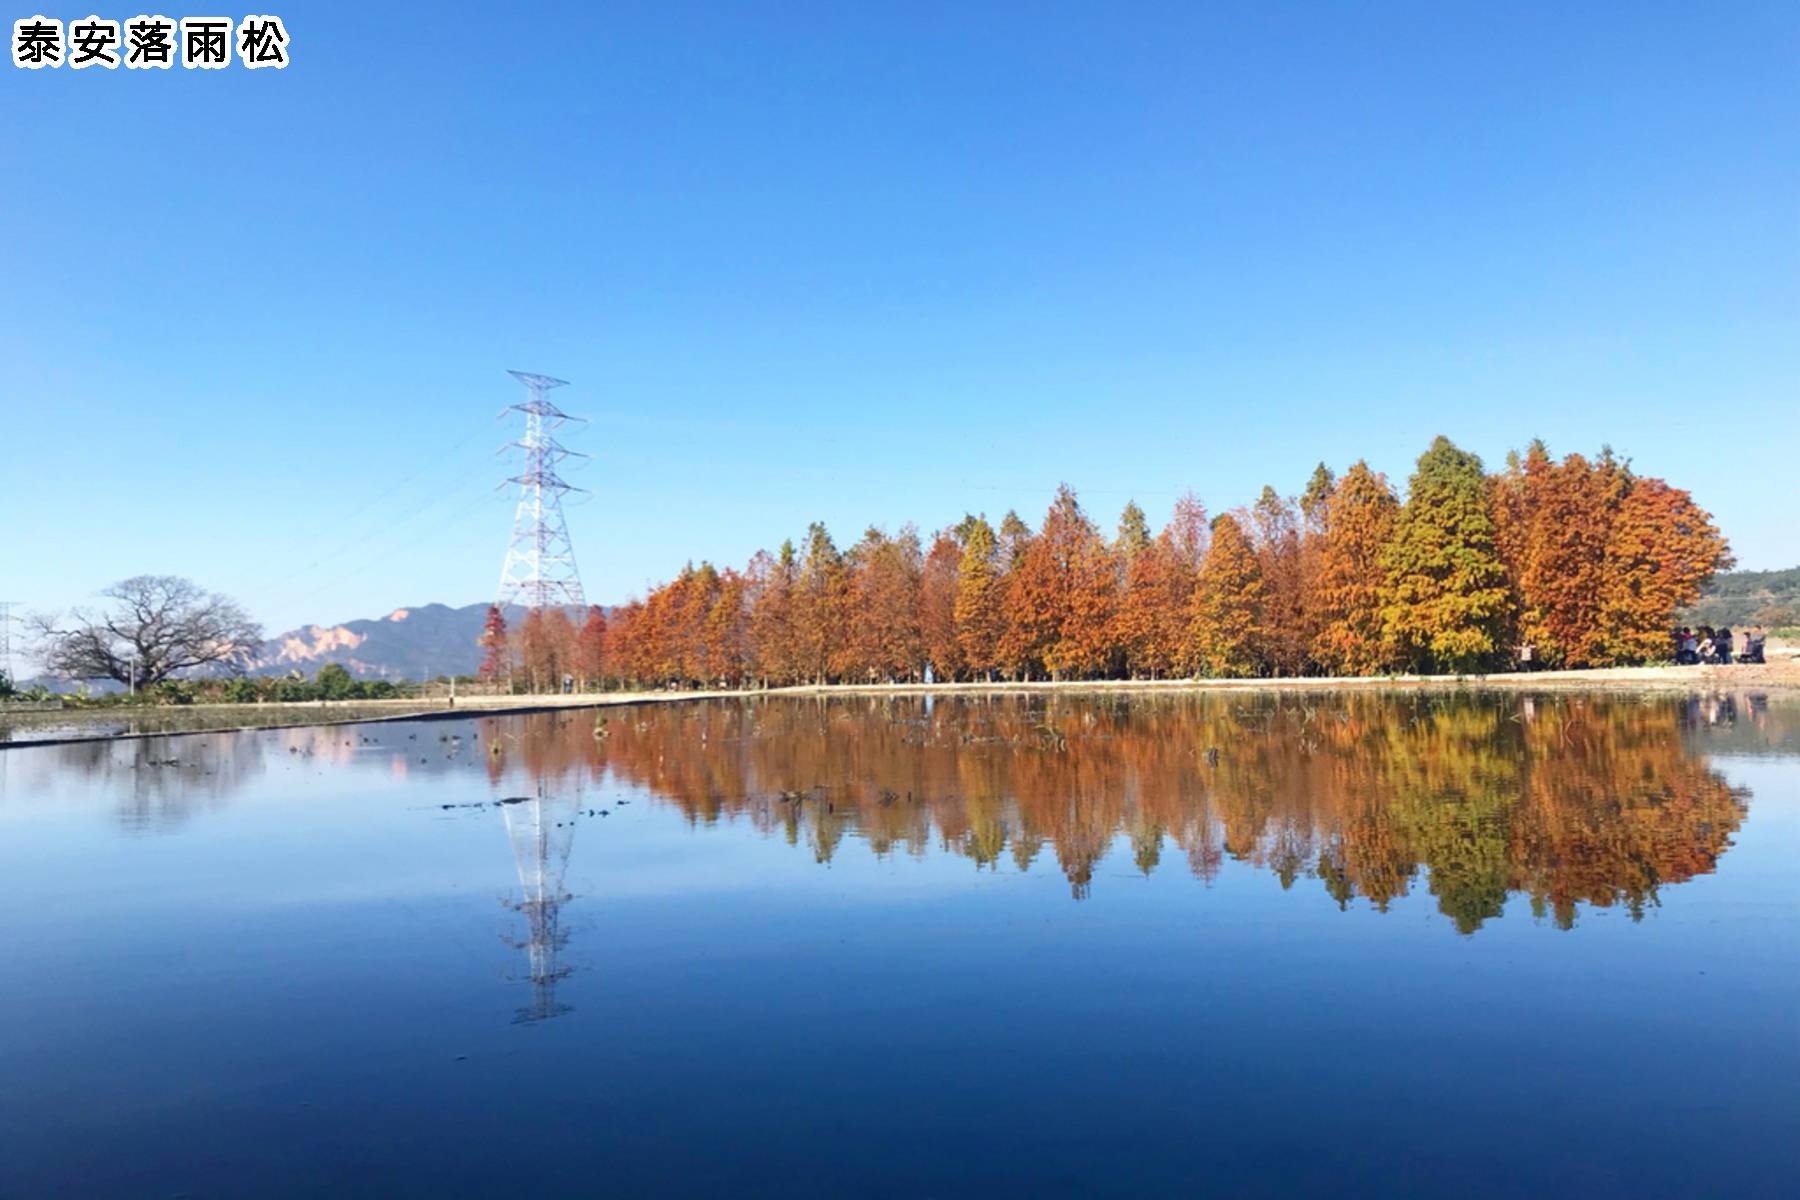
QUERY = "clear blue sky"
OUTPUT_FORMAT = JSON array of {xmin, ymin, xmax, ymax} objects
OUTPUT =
[{"xmin": 4, "ymin": 1, "xmax": 1795, "ymax": 638}]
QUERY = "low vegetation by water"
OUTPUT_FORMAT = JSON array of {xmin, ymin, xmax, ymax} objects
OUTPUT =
[{"xmin": 0, "ymin": 700, "xmax": 449, "ymax": 744}]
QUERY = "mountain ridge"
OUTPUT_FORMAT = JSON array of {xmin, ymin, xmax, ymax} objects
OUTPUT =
[{"xmin": 250, "ymin": 601, "xmax": 503, "ymax": 680}]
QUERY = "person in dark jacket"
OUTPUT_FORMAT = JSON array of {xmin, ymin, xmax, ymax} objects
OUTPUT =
[{"xmin": 1716, "ymin": 627, "xmax": 1733, "ymax": 665}]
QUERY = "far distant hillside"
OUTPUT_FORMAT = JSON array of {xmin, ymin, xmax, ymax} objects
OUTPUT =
[
  {"xmin": 251, "ymin": 602, "xmax": 499, "ymax": 680},
  {"xmin": 251, "ymin": 602, "xmax": 608, "ymax": 680},
  {"xmin": 1683, "ymin": 567, "xmax": 1800, "ymax": 627}
]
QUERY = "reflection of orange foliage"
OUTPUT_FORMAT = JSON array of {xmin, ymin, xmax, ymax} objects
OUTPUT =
[
  {"xmin": 496, "ymin": 693, "xmax": 1746, "ymax": 931},
  {"xmin": 1511, "ymin": 704, "xmax": 1745, "ymax": 927}
]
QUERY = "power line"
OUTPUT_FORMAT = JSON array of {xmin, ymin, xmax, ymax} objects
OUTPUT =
[
  {"xmin": 258, "ymin": 424, "xmax": 496, "ymax": 593},
  {"xmin": 291, "ymin": 485, "xmax": 504, "ymax": 604}
]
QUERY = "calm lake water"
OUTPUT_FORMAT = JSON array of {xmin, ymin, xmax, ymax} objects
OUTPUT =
[{"xmin": 2, "ymin": 691, "xmax": 1796, "ymax": 1198}]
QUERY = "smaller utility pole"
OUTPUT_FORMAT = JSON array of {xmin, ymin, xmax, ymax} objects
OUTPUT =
[{"xmin": 0, "ymin": 601, "xmax": 15, "ymax": 683}]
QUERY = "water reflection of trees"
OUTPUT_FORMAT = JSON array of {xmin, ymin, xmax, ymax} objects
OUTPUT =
[
  {"xmin": 0, "ymin": 691, "xmax": 1773, "ymax": 932},
  {"xmin": 0, "ymin": 734, "xmax": 274, "ymax": 833},
  {"xmin": 5, "ymin": 724, "xmax": 417, "ymax": 833},
  {"xmin": 491, "ymin": 693, "xmax": 1754, "ymax": 933}
]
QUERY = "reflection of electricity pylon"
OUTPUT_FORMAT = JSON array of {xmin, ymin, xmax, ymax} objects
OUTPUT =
[
  {"xmin": 496, "ymin": 370, "xmax": 588, "ymax": 610},
  {"xmin": 502, "ymin": 787, "xmax": 580, "ymax": 1023}
]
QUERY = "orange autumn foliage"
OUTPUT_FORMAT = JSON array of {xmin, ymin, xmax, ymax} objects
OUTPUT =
[
  {"xmin": 1310, "ymin": 460, "xmax": 1400, "ymax": 675},
  {"xmin": 999, "ymin": 486, "xmax": 1118, "ymax": 680},
  {"xmin": 1185, "ymin": 513, "xmax": 1264, "ymax": 677},
  {"xmin": 920, "ymin": 530, "xmax": 965, "ymax": 681},
  {"xmin": 576, "ymin": 605, "xmax": 608, "ymax": 686},
  {"xmin": 1595, "ymin": 478, "xmax": 1732, "ymax": 664},
  {"xmin": 1246, "ymin": 487, "xmax": 1310, "ymax": 676},
  {"xmin": 954, "ymin": 516, "xmax": 1005, "ymax": 681},
  {"xmin": 1516, "ymin": 447, "xmax": 1630, "ymax": 667},
  {"xmin": 1115, "ymin": 535, "xmax": 1190, "ymax": 678},
  {"xmin": 563, "ymin": 439, "xmax": 1728, "ymax": 691}
]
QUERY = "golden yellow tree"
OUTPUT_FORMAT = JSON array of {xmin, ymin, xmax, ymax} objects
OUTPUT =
[
  {"xmin": 1380, "ymin": 436, "xmax": 1511, "ymax": 674},
  {"xmin": 1185, "ymin": 513, "xmax": 1264, "ymax": 677},
  {"xmin": 1310, "ymin": 461, "xmax": 1399, "ymax": 675}
]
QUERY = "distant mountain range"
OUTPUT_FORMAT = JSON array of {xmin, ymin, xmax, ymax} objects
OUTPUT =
[
  {"xmin": 1680, "ymin": 567, "xmax": 1800, "ymax": 628},
  {"xmin": 15, "ymin": 602, "xmax": 588, "ymax": 690},
  {"xmin": 249, "ymin": 602, "xmax": 503, "ymax": 680}
]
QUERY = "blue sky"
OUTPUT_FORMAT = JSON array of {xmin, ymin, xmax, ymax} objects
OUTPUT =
[{"xmin": 3, "ymin": 1, "xmax": 1795, "ymax": 638}]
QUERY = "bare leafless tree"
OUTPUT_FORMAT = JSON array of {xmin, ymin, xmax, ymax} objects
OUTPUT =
[{"xmin": 31, "ymin": 576, "xmax": 263, "ymax": 687}]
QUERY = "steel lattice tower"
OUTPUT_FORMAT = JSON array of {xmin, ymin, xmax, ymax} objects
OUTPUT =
[{"xmin": 497, "ymin": 370, "xmax": 588, "ymax": 610}]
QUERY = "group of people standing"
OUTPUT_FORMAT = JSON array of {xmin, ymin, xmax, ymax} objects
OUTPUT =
[{"xmin": 1674, "ymin": 625, "xmax": 1767, "ymax": 665}]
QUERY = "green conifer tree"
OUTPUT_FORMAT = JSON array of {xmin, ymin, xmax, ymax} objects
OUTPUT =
[{"xmin": 1379, "ymin": 436, "xmax": 1512, "ymax": 674}]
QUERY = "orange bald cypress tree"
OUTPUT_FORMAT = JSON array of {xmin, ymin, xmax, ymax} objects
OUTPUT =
[
  {"xmin": 1516, "ymin": 448, "xmax": 1629, "ymax": 667},
  {"xmin": 1488, "ymin": 444, "xmax": 1538, "ymax": 655},
  {"xmin": 517, "ymin": 607, "xmax": 577, "ymax": 692},
  {"xmin": 1150, "ymin": 497, "xmax": 1208, "ymax": 675},
  {"xmin": 1118, "ymin": 532, "xmax": 1197, "ymax": 678},
  {"xmin": 749, "ymin": 542, "xmax": 799, "ymax": 686},
  {"xmin": 478, "ymin": 605, "xmax": 510, "ymax": 684},
  {"xmin": 1114, "ymin": 501, "xmax": 1175, "ymax": 678},
  {"xmin": 576, "ymin": 605, "xmax": 608, "ymax": 689},
  {"xmin": 847, "ymin": 526, "xmax": 924, "ymax": 682},
  {"xmin": 634, "ymin": 573, "xmax": 678, "ymax": 683},
  {"xmin": 997, "ymin": 510, "xmax": 1032, "ymax": 572},
  {"xmin": 1046, "ymin": 489, "xmax": 1119, "ymax": 679},
  {"xmin": 607, "ymin": 599, "xmax": 647, "ymax": 685},
  {"xmin": 998, "ymin": 486, "xmax": 1117, "ymax": 680},
  {"xmin": 1185, "ymin": 513, "xmax": 1265, "ymax": 677},
  {"xmin": 795, "ymin": 523, "xmax": 848, "ymax": 684},
  {"xmin": 998, "ymin": 537, "xmax": 1055, "ymax": 680},
  {"xmin": 1247, "ymin": 486, "xmax": 1309, "ymax": 675},
  {"xmin": 1297, "ymin": 463, "xmax": 1336, "ymax": 664},
  {"xmin": 955, "ymin": 516, "xmax": 1005, "ymax": 681},
  {"xmin": 703, "ymin": 568, "xmax": 748, "ymax": 686},
  {"xmin": 1310, "ymin": 460, "xmax": 1400, "ymax": 675},
  {"xmin": 1164, "ymin": 491, "xmax": 1211, "ymax": 574},
  {"xmin": 673, "ymin": 563, "xmax": 720, "ymax": 683},
  {"xmin": 1595, "ymin": 479, "xmax": 1731, "ymax": 664},
  {"xmin": 920, "ymin": 529, "xmax": 965, "ymax": 681},
  {"xmin": 514, "ymin": 609, "xmax": 546, "ymax": 691}
]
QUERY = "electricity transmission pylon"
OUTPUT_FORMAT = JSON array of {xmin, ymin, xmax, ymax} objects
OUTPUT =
[
  {"xmin": 502, "ymin": 788, "xmax": 580, "ymax": 1023},
  {"xmin": 497, "ymin": 370, "xmax": 587, "ymax": 610}
]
